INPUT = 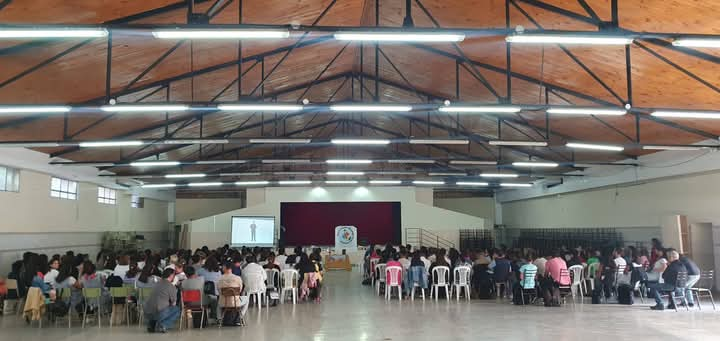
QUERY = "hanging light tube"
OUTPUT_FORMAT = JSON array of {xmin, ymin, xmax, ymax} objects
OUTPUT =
[
  {"xmin": 330, "ymin": 104, "xmax": 412, "ymax": 112},
  {"xmin": 506, "ymin": 34, "xmax": 633, "ymax": 45},
  {"xmin": 412, "ymin": 180, "xmax": 445, "ymax": 185},
  {"xmin": 512, "ymin": 161, "xmax": 559, "ymax": 168},
  {"xmin": 331, "ymin": 139, "xmax": 390, "ymax": 145},
  {"xmin": 100, "ymin": 104, "xmax": 189, "ymax": 112},
  {"xmin": 481, "ymin": 173, "xmax": 519, "ymax": 178},
  {"xmin": 187, "ymin": 182, "xmax": 224, "ymax": 187},
  {"xmin": 0, "ymin": 28, "xmax": 108, "ymax": 38},
  {"xmin": 165, "ymin": 173, "xmax": 206, "ymax": 179},
  {"xmin": 278, "ymin": 180, "xmax": 312, "ymax": 185},
  {"xmin": 141, "ymin": 183, "xmax": 177, "ymax": 189},
  {"xmin": 456, "ymin": 182, "xmax": 489, "ymax": 186},
  {"xmin": 500, "ymin": 183, "xmax": 533, "ymax": 187},
  {"xmin": 235, "ymin": 181, "xmax": 270, "ymax": 186},
  {"xmin": 152, "ymin": 29, "xmax": 290, "ymax": 39},
  {"xmin": 438, "ymin": 106, "xmax": 521, "ymax": 113},
  {"xmin": 218, "ymin": 104, "xmax": 303, "ymax": 111},
  {"xmin": 369, "ymin": 180, "xmax": 402, "ymax": 185},
  {"xmin": 651, "ymin": 110, "xmax": 720, "ymax": 119},
  {"xmin": 672, "ymin": 38, "xmax": 720, "ymax": 48},
  {"xmin": 326, "ymin": 159, "xmax": 372, "ymax": 164},
  {"xmin": 547, "ymin": 107, "xmax": 627, "ymax": 116},
  {"xmin": 79, "ymin": 141, "xmax": 144, "ymax": 148},
  {"xmin": 409, "ymin": 139, "xmax": 469, "ymax": 145},
  {"xmin": 566, "ymin": 142, "xmax": 624, "ymax": 152},
  {"xmin": 334, "ymin": 32, "xmax": 465, "ymax": 42},
  {"xmin": 325, "ymin": 180, "xmax": 359, "ymax": 184},
  {"xmin": 250, "ymin": 139, "xmax": 312, "ymax": 144},
  {"xmin": 130, "ymin": 161, "xmax": 181, "ymax": 167},
  {"xmin": 327, "ymin": 171, "xmax": 364, "ymax": 176},
  {"xmin": 0, "ymin": 105, "xmax": 71, "ymax": 114},
  {"xmin": 489, "ymin": 140, "xmax": 548, "ymax": 147}
]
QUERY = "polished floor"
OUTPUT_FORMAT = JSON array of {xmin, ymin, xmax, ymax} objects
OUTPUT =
[{"xmin": 2, "ymin": 271, "xmax": 719, "ymax": 341}]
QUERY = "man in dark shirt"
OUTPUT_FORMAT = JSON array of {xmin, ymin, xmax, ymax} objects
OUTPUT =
[
  {"xmin": 679, "ymin": 255, "xmax": 701, "ymax": 307},
  {"xmin": 648, "ymin": 250, "xmax": 687, "ymax": 310},
  {"xmin": 143, "ymin": 268, "xmax": 180, "ymax": 333},
  {"xmin": 493, "ymin": 252, "xmax": 512, "ymax": 297}
]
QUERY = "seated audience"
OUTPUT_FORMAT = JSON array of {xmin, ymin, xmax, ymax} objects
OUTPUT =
[
  {"xmin": 647, "ymin": 248, "xmax": 668, "ymax": 283},
  {"xmin": 218, "ymin": 261, "xmax": 248, "ymax": 326},
  {"xmin": 136, "ymin": 265, "xmax": 160, "ymax": 289},
  {"xmin": 648, "ymin": 250, "xmax": 687, "ymax": 310},
  {"xmin": 679, "ymin": 255, "xmax": 700, "ymax": 307},
  {"xmin": 143, "ymin": 268, "xmax": 180, "ymax": 333}
]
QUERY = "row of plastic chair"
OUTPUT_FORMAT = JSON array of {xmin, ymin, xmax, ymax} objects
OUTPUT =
[{"xmin": 373, "ymin": 264, "xmax": 472, "ymax": 301}]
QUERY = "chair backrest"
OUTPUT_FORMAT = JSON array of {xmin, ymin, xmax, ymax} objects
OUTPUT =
[
  {"xmin": 521, "ymin": 268, "xmax": 538, "ymax": 289},
  {"xmin": 376, "ymin": 264, "xmax": 387, "ymax": 281},
  {"xmin": 587, "ymin": 262, "xmax": 599, "ymax": 279},
  {"xmin": 454, "ymin": 266, "xmax": 471, "ymax": 286},
  {"xmin": 558, "ymin": 269, "xmax": 571, "ymax": 287},
  {"xmin": 281, "ymin": 269, "xmax": 299, "ymax": 289},
  {"xmin": 82, "ymin": 287, "xmax": 102, "ymax": 299},
  {"xmin": 370, "ymin": 258, "xmax": 380, "ymax": 270},
  {"xmin": 182, "ymin": 289, "xmax": 202, "ymax": 305},
  {"xmin": 432, "ymin": 266, "xmax": 450, "ymax": 286},
  {"xmin": 5, "ymin": 279, "xmax": 17, "ymax": 290},
  {"xmin": 568, "ymin": 265, "xmax": 584, "ymax": 285},
  {"xmin": 220, "ymin": 287, "xmax": 242, "ymax": 297},
  {"xmin": 616, "ymin": 264, "xmax": 627, "ymax": 275},
  {"xmin": 136, "ymin": 287, "xmax": 153, "ymax": 301},
  {"xmin": 697, "ymin": 270, "xmax": 715, "ymax": 289},
  {"xmin": 245, "ymin": 272, "xmax": 266, "ymax": 294},
  {"xmin": 266, "ymin": 268, "xmax": 280, "ymax": 288},
  {"xmin": 58, "ymin": 287, "xmax": 73, "ymax": 300},
  {"xmin": 109, "ymin": 286, "xmax": 128, "ymax": 298},
  {"xmin": 675, "ymin": 271, "xmax": 688, "ymax": 289},
  {"xmin": 386, "ymin": 266, "xmax": 402, "ymax": 286}
]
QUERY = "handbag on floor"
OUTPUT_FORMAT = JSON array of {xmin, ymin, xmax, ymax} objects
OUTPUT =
[{"xmin": 617, "ymin": 284, "xmax": 634, "ymax": 305}]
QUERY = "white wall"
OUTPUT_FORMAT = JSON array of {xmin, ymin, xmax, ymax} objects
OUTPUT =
[
  {"xmin": 502, "ymin": 172, "xmax": 720, "ymax": 230},
  {"xmin": 187, "ymin": 186, "xmax": 485, "ymax": 250},
  {"xmin": 0, "ymin": 169, "xmax": 170, "ymax": 272},
  {"xmin": 435, "ymin": 197, "xmax": 496, "ymax": 228},
  {"xmin": 175, "ymin": 198, "xmax": 244, "ymax": 223}
]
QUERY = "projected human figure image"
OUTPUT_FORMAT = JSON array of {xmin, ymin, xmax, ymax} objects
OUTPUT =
[{"xmin": 250, "ymin": 220, "xmax": 257, "ymax": 241}]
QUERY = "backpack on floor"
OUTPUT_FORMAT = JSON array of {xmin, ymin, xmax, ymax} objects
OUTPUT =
[
  {"xmin": 617, "ymin": 284, "xmax": 634, "ymax": 305},
  {"xmin": 591, "ymin": 287, "xmax": 602, "ymax": 304}
]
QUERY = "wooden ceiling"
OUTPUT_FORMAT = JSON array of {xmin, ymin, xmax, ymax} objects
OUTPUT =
[{"xmin": 1, "ymin": 0, "xmax": 720, "ymax": 182}]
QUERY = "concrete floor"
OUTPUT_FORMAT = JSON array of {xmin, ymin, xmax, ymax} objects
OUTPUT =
[{"xmin": 2, "ymin": 271, "xmax": 719, "ymax": 341}]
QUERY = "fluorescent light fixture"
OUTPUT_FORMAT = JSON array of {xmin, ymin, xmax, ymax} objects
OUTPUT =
[
  {"xmin": 331, "ymin": 139, "xmax": 390, "ymax": 145},
  {"xmin": 0, "ymin": 28, "xmax": 108, "ymax": 38},
  {"xmin": 0, "ymin": 106, "xmax": 71, "ymax": 114},
  {"xmin": 449, "ymin": 160, "xmax": 498, "ymax": 165},
  {"xmin": 79, "ymin": 140, "xmax": 144, "ymax": 148},
  {"xmin": 325, "ymin": 180, "xmax": 359, "ymax": 184},
  {"xmin": 278, "ymin": 180, "xmax": 312, "ymax": 185},
  {"xmin": 512, "ymin": 161, "xmax": 559, "ymax": 168},
  {"xmin": 187, "ymin": 182, "xmax": 223, "ymax": 187},
  {"xmin": 327, "ymin": 171, "xmax": 364, "ymax": 176},
  {"xmin": 409, "ymin": 139, "xmax": 469, "ymax": 145},
  {"xmin": 234, "ymin": 181, "xmax": 270, "ymax": 186},
  {"xmin": 152, "ymin": 29, "xmax": 290, "ymax": 39},
  {"xmin": 672, "ymin": 38, "xmax": 720, "ymax": 48},
  {"xmin": 194, "ymin": 160, "xmax": 246, "ymax": 165},
  {"xmin": 481, "ymin": 173, "xmax": 519, "ymax": 178},
  {"xmin": 165, "ymin": 173, "xmax": 206, "ymax": 179},
  {"xmin": 101, "ymin": 104, "xmax": 189, "ymax": 112},
  {"xmin": 261, "ymin": 159, "xmax": 311, "ymax": 164},
  {"xmin": 369, "ymin": 180, "xmax": 402, "ymax": 185},
  {"xmin": 141, "ymin": 183, "xmax": 177, "ymax": 189},
  {"xmin": 326, "ymin": 159, "xmax": 373, "ymax": 164},
  {"xmin": 250, "ymin": 138, "xmax": 312, "ymax": 144},
  {"xmin": 273, "ymin": 172, "xmax": 314, "ymax": 175},
  {"xmin": 506, "ymin": 34, "xmax": 632, "ymax": 45},
  {"xmin": 428, "ymin": 172, "xmax": 466, "ymax": 176},
  {"xmin": 218, "ymin": 104, "xmax": 303, "ymax": 111},
  {"xmin": 566, "ymin": 142, "xmax": 624, "ymax": 152},
  {"xmin": 456, "ymin": 182, "xmax": 489, "ymax": 186},
  {"xmin": 374, "ymin": 171, "xmax": 416, "ymax": 175},
  {"xmin": 500, "ymin": 183, "xmax": 533, "ymax": 188},
  {"xmin": 163, "ymin": 139, "xmax": 229, "ymax": 144},
  {"xmin": 130, "ymin": 161, "xmax": 181, "ymax": 167},
  {"xmin": 412, "ymin": 180, "xmax": 445, "ymax": 185},
  {"xmin": 220, "ymin": 172, "xmax": 262, "ymax": 176},
  {"xmin": 489, "ymin": 140, "xmax": 548, "ymax": 147},
  {"xmin": 330, "ymin": 104, "xmax": 412, "ymax": 112},
  {"xmin": 642, "ymin": 145, "xmax": 709, "ymax": 151},
  {"xmin": 0, "ymin": 142, "xmax": 61, "ymax": 147},
  {"xmin": 438, "ymin": 106, "xmax": 521, "ymax": 113},
  {"xmin": 547, "ymin": 107, "xmax": 626, "ymax": 116},
  {"xmin": 651, "ymin": 110, "xmax": 720, "ymax": 119},
  {"xmin": 387, "ymin": 159, "xmax": 435, "ymax": 164},
  {"xmin": 334, "ymin": 32, "xmax": 465, "ymax": 42}
]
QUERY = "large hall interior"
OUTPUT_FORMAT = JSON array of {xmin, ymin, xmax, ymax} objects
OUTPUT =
[{"xmin": 0, "ymin": 0, "xmax": 720, "ymax": 340}]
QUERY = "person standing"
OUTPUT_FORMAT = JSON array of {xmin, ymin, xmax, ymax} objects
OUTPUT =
[
  {"xmin": 249, "ymin": 221, "xmax": 257, "ymax": 242},
  {"xmin": 143, "ymin": 268, "xmax": 180, "ymax": 333}
]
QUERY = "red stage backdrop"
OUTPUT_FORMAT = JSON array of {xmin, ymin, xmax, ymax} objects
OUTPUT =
[{"xmin": 280, "ymin": 202, "xmax": 401, "ymax": 246}]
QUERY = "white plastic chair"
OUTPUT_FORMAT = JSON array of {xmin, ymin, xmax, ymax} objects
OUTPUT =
[
  {"xmin": 568, "ymin": 265, "xmax": 584, "ymax": 299},
  {"xmin": 369, "ymin": 258, "xmax": 380, "ymax": 287},
  {"xmin": 245, "ymin": 272, "xmax": 266, "ymax": 311},
  {"xmin": 585, "ymin": 262, "xmax": 599, "ymax": 293},
  {"xmin": 375, "ymin": 264, "xmax": 387, "ymax": 296},
  {"xmin": 385, "ymin": 266, "xmax": 403, "ymax": 301},
  {"xmin": 265, "ymin": 268, "xmax": 280, "ymax": 291},
  {"xmin": 431, "ymin": 266, "xmax": 450, "ymax": 301},
  {"xmin": 453, "ymin": 266, "xmax": 472, "ymax": 301},
  {"xmin": 280, "ymin": 269, "xmax": 299, "ymax": 304}
]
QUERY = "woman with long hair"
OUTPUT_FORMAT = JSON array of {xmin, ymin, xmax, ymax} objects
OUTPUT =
[{"xmin": 135, "ymin": 263, "xmax": 159, "ymax": 288}]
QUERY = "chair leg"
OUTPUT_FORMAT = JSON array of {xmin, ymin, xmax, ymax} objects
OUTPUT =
[
  {"xmin": 670, "ymin": 293, "xmax": 678, "ymax": 312},
  {"xmin": 421, "ymin": 288, "xmax": 425, "ymax": 301},
  {"xmin": 411, "ymin": 287, "xmax": 415, "ymax": 301},
  {"xmin": 82, "ymin": 303, "xmax": 87, "ymax": 328},
  {"xmin": 445, "ymin": 286, "xmax": 449, "ymax": 301},
  {"xmin": 709, "ymin": 291, "xmax": 716, "ymax": 311}
]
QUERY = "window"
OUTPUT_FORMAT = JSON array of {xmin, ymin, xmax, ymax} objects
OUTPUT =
[
  {"xmin": 98, "ymin": 186, "xmax": 116, "ymax": 205},
  {"xmin": 50, "ymin": 177, "xmax": 78, "ymax": 200},
  {"xmin": 131, "ymin": 194, "xmax": 144, "ymax": 208},
  {"xmin": 0, "ymin": 165, "xmax": 19, "ymax": 192}
]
